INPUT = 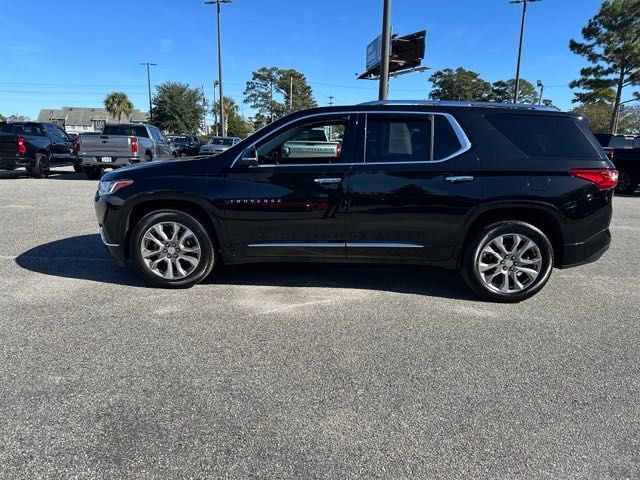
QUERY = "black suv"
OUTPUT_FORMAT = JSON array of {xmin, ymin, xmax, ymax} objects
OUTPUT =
[{"xmin": 95, "ymin": 101, "xmax": 617, "ymax": 302}]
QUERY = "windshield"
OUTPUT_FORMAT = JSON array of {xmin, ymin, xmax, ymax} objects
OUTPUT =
[
  {"xmin": 171, "ymin": 136, "xmax": 188, "ymax": 144},
  {"xmin": 209, "ymin": 137, "xmax": 235, "ymax": 146}
]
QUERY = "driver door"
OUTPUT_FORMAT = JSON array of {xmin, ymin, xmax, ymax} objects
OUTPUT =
[{"xmin": 223, "ymin": 113, "xmax": 359, "ymax": 260}]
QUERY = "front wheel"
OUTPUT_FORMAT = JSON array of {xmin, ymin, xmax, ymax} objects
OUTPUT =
[
  {"xmin": 461, "ymin": 221, "xmax": 554, "ymax": 303},
  {"xmin": 130, "ymin": 210, "xmax": 216, "ymax": 288},
  {"xmin": 73, "ymin": 164, "xmax": 83, "ymax": 173}
]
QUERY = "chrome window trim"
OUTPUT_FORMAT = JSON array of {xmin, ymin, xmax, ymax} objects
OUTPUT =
[{"xmin": 230, "ymin": 110, "xmax": 472, "ymax": 169}]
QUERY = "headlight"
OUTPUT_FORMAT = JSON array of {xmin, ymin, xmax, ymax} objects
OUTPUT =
[{"xmin": 98, "ymin": 179, "xmax": 134, "ymax": 195}]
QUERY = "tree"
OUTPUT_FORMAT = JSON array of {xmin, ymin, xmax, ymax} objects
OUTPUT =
[
  {"xmin": 6, "ymin": 114, "xmax": 31, "ymax": 122},
  {"xmin": 0, "ymin": 113, "xmax": 5, "ymax": 122},
  {"xmin": 491, "ymin": 78, "xmax": 539, "ymax": 104},
  {"xmin": 151, "ymin": 82, "xmax": 206, "ymax": 133},
  {"xmin": 428, "ymin": 67, "xmax": 492, "ymax": 101},
  {"xmin": 104, "ymin": 92, "xmax": 133, "ymax": 122},
  {"xmin": 572, "ymin": 102, "xmax": 616, "ymax": 132},
  {"xmin": 211, "ymin": 96, "xmax": 252, "ymax": 138},
  {"xmin": 244, "ymin": 67, "xmax": 282, "ymax": 122},
  {"xmin": 569, "ymin": 0, "xmax": 640, "ymax": 132},
  {"xmin": 277, "ymin": 69, "xmax": 317, "ymax": 112},
  {"xmin": 244, "ymin": 67, "xmax": 317, "ymax": 122}
]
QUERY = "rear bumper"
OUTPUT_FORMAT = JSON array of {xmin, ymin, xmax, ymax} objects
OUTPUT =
[
  {"xmin": 560, "ymin": 228, "xmax": 611, "ymax": 268},
  {"xmin": 0, "ymin": 156, "xmax": 18, "ymax": 169},
  {"xmin": 79, "ymin": 154, "xmax": 140, "ymax": 167}
]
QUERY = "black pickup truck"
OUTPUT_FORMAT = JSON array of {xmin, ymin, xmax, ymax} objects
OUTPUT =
[
  {"xmin": 0, "ymin": 121, "xmax": 79, "ymax": 178},
  {"xmin": 594, "ymin": 133, "xmax": 640, "ymax": 194}
]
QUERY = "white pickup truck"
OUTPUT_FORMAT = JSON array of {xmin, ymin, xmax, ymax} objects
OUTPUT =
[
  {"xmin": 281, "ymin": 128, "xmax": 341, "ymax": 160},
  {"xmin": 76, "ymin": 123, "xmax": 175, "ymax": 179}
]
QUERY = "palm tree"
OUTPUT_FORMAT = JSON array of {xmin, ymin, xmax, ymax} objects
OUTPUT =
[{"xmin": 104, "ymin": 91, "xmax": 134, "ymax": 122}]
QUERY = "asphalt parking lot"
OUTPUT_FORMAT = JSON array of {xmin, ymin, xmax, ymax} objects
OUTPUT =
[{"xmin": 0, "ymin": 166, "xmax": 638, "ymax": 479}]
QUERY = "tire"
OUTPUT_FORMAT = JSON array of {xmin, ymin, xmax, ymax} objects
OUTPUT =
[
  {"xmin": 129, "ymin": 210, "xmax": 215, "ymax": 288},
  {"xmin": 615, "ymin": 171, "xmax": 638, "ymax": 194},
  {"xmin": 144, "ymin": 153, "xmax": 152, "ymax": 162},
  {"xmin": 461, "ymin": 221, "xmax": 554, "ymax": 303},
  {"xmin": 73, "ymin": 164, "xmax": 83, "ymax": 173},
  {"xmin": 83, "ymin": 166, "xmax": 102, "ymax": 180},
  {"xmin": 31, "ymin": 153, "xmax": 51, "ymax": 178}
]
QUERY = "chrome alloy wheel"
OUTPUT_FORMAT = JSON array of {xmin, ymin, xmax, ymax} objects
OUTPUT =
[
  {"xmin": 140, "ymin": 222, "xmax": 202, "ymax": 280},
  {"xmin": 477, "ymin": 233, "xmax": 542, "ymax": 294}
]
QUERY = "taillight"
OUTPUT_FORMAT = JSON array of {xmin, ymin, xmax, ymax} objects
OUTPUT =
[
  {"xmin": 130, "ymin": 136, "xmax": 139, "ymax": 154},
  {"xmin": 17, "ymin": 136, "xmax": 27, "ymax": 155},
  {"xmin": 73, "ymin": 139, "xmax": 80, "ymax": 153},
  {"xmin": 336, "ymin": 142, "xmax": 342, "ymax": 158},
  {"xmin": 569, "ymin": 168, "xmax": 619, "ymax": 190}
]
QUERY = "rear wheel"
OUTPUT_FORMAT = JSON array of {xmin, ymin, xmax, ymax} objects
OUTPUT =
[
  {"xmin": 462, "ymin": 221, "xmax": 554, "ymax": 303},
  {"xmin": 130, "ymin": 210, "xmax": 215, "ymax": 288},
  {"xmin": 615, "ymin": 171, "xmax": 638, "ymax": 194},
  {"xmin": 83, "ymin": 165, "xmax": 102, "ymax": 180},
  {"xmin": 31, "ymin": 153, "xmax": 50, "ymax": 178}
]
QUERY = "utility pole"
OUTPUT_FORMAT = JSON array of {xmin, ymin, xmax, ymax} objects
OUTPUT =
[
  {"xmin": 510, "ymin": 0, "xmax": 541, "ymax": 103},
  {"xmin": 378, "ymin": 0, "xmax": 392, "ymax": 100},
  {"xmin": 205, "ymin": 0, "xmax": 231, "ymax": 136},
  {"xmin": 328, "ymin": 96, "xmax": 334, "ymax": 107},
  {"xmin": 213, "ymin": 80, "xmax": 219, "ymax": 136},
  {"xmin": 536, "ymin": 80, "xmax": 544, "ymax": 105},
  {"xmin": 289, "ymin": 76, "xmax": 293, "ymax": 111},
  {"xmin": 140, "ymin": 62, "xmax": 157, "ymax": 121}
]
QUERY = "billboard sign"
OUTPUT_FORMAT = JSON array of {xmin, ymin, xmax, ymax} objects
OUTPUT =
[{"xmin": 366, "ymin": 35, "xmax": 382, "ymax": 71}]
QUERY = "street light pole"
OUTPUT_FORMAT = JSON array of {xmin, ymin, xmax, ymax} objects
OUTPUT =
[
  {"xmin": 510, "ymin": 0, "xmax": 541, "ymax": 103},
  {"xmin": 205, "ymin": 0, "xmax": 231, "ymax": 137},
  {"xmin": 378, "ymin": 0, "xmax": 392, "ymax": 101},
  {"xmin": 140, "ymin": 62, "xmax": 157, "ymax": 121},
  {"xmin": 213, "ymin": 80, "xmax": 219, "ymax": 136}
]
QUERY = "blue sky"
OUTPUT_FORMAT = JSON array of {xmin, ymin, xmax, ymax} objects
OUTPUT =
[{"xmin": 0, "ymin": 0, "xmax": 606, "ymax": 121}]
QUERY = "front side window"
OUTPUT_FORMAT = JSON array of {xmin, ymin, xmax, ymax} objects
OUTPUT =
[{"xmin": 255, "ymin": 117, "xmax": 348, "ymax": 165}]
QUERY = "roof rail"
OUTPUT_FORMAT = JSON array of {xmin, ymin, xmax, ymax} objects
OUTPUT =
[{"xmin": 358, "ymin": 100, "xmax": 559, "ymax": 111}]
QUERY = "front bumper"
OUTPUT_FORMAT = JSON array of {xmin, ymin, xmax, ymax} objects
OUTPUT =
[
  {"xmin": 560, "ymin": 228, "xmax": 611, "ymax": 268},
  {"xmin": 95, "ymin": 195, "xmax": 127, "ymax": 266}
]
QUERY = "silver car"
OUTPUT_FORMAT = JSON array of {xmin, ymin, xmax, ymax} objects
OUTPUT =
[{"xmin": 199, "ymin": 136, "xmax": 242, "ymax": 155}]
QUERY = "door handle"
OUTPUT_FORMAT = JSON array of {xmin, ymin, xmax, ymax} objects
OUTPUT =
[
  {"xmin": 314, "ymin": 177, "xmax": 342, "ymax": 185},
  {"xmin": 445, "ymin": 175, "xmax": 474, "ymax": 183}
]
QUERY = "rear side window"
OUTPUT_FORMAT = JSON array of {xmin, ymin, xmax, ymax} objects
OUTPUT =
[
  {"xmin": 365, "ymin": 114, "xmax": 464, "ymax": 163},
  {"xmin": 102, "ymin": 125, "xmax": 150, "ymax": 138},
  {"xmin": 486, "ymin": 115, "xmax": 597, "ymax": 158},
  {"xmin": 0, "ymin": 123, "xmax": 45, "ymax": 136}
]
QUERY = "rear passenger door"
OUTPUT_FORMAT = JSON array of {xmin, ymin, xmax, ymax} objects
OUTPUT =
[
  {"xmin": 346, "ymin": 112, "xmax": 481, "ymax": 263},
  {"xmin": 45, "ymin": 124, "xmax": 71, "ymax": 163}
]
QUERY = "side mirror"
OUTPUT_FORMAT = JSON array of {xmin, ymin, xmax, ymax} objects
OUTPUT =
[{"xmin": 238, "ymin": 147, "xmax": 259, "ymax": 168}]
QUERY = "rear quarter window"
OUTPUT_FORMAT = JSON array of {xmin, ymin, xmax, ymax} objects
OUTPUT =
[{"xmin": 486, "ymin": 115, "xmax": 598, "ymax": 158}]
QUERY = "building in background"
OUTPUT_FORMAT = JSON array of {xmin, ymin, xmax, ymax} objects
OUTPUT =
[{"xmin": 37, "ymin": 107, "xmax": 148, "ymax": 133}]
